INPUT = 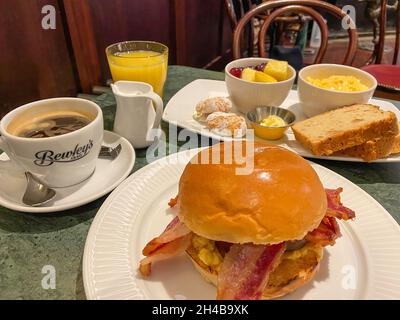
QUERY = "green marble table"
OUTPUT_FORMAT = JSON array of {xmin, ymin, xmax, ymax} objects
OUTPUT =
[{"xmin": 0, "ymin": 66, "xmax": 399, "ymax": 300}]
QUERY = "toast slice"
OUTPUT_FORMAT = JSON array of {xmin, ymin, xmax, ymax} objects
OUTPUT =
[
  {"xmin": 339, "ymin": 122, "xmax": 400, "ymax": 161},
  {"xmin": 292, "ymin": 104, "xmax": 399, "ymax": 156},
  {"xmin": 338, "ymin": 135, "xmax": 395, "ymax": 161},
  {"xmin": 391, "ymin": 126, "xmax": 400, "ymax": 154}
]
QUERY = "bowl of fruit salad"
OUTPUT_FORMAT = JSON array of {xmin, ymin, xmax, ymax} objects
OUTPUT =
[{"xmin": 225, "ymin": 58, "xmax": 296, "ymax": 113}]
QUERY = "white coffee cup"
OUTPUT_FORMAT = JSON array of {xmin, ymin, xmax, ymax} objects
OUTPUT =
[
  {"xmin": 111, "ymin": 81, "xmax": 163, "ymax": 148},
  {"xmin": 0, "ymin": 98, "xmax": 103, "ymax": 188}
]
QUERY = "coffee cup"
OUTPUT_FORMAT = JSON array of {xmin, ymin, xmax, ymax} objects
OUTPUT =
[{"xmin": 0, "ymin": 98, "xmax": 103, "ymax": 188}]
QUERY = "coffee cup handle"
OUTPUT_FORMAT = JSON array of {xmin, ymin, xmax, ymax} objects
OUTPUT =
[
  {"xmin": 143, "ymin": 92, "xmax": 163, "ymax": 129},
  {"xmin": 0, "ymin": 135, "xmax": 9, "ymax": 155},
  {"xmin": 0, "ymin": 135, "xmax": 17, "ymax": 171},
  {"xmin": 0, "ymin": 136, "xmax": 29, "ymax": 178}
]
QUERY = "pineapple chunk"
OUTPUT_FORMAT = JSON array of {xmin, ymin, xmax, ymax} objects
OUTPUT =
[
  {"xmin": 263, "ymin": 60, "xmax": 288, "ymax": 81},
  {"xmin": 241, "ymin": 68, "xmax": 256, "ymax": 82},
  {"xmin": 255, "ymin": 70, "xmax": 277, "ymax": 83}
]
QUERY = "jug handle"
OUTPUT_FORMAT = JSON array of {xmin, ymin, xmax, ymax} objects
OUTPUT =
[{"xmin": 142, "ymin": 92, "xmax": 163, "ymax": 129}]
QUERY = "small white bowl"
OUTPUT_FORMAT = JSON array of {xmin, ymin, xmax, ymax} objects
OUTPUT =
[
  {"xmin": 225, "ymin": 58, "xmax": 296, "ymax": 114},
  {"xmin": 298, "ymin": 64, "xmax": 377, "ymax": 117}
]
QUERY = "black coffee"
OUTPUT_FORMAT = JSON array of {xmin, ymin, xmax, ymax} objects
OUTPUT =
[{"xmin": 18, "ymin": 115, "xmax": 91, "ymax": 138}]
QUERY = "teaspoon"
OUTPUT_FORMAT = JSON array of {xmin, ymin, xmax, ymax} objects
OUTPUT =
[{"xmin": 22, "ymin": 172, "xmax": 56, "ymax": 207}]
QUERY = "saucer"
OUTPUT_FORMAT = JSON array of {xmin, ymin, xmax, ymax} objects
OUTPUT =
[{"xmin": 0, "ymin": 130, "xmax": 135, "ymax": 213}]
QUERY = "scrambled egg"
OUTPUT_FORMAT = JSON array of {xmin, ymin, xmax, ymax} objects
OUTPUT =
[
  {"xmin": 307, "ymin": 75, "xmax": 368, "ymax": 92},
  {"xmin": 192, "ymin": 235, "xmax": 223, "ymax": 268},
  {"xmin": 259, "ymin": 115, "xmax": 286, "ymax": 127}
]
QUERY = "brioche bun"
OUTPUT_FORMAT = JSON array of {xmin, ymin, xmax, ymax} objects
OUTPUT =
[
  {"xmin": 186, "ymin": 244, "xmax": 323, "ymax": 299},
  {"xmin": 178, "ymin": 142, "xmax": 327, "ymax": 244}
]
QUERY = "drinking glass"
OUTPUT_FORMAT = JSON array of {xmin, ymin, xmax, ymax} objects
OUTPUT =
[{"xmin": 106, "ymin": 41, "xmax": 168, "ymax": 97}]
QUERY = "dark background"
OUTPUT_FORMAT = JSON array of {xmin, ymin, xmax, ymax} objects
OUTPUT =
[{"xmin": 0, "ymin": 0, "xmax": 233, "ymax": 117}]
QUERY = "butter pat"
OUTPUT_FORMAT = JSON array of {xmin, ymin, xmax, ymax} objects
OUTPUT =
[{"xmin": 260, "ymin": 115, "xmax": 286, "ymax": 127}]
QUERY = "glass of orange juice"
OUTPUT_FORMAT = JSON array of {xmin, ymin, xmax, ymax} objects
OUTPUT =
[{"xmin": 106, "ymin": 41, "xmax": 168, "ymax": 97}]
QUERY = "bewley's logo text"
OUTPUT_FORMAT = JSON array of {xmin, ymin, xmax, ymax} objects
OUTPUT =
[{"xmin": 34, "ymin": 140, "xmax": 94, "ymax": 166}]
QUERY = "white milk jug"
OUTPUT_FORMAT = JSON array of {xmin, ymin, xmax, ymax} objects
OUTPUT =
[{"xmin": 111, "ymin": 81, "xmax": 163, "ymax": 148}]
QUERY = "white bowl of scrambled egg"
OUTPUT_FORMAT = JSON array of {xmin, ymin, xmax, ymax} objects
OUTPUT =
[{"xmin": 298, "ymin": 64, "xmax": 377, "ymax": 117}]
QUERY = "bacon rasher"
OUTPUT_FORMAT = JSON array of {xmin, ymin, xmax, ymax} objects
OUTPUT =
[
  {"xmin": 139, "ymin": 216, "xmax": 192, "ymax": 276},
  {"xmin": 139, "ymin": 234, "xmax": 192, "ymax": 276},
  {"xmin": 306, "ymin": 188, "xmax": 355, "ymax": 247},
  {"xmin": 325, "ymin": 188, "xmax": 355, "ymax": 220},
  {"xmin": 217, "ymin": 243, "xmax": 285, "ymax": 300},
  {"xmin": 305, "ymin": 216, "xmax": 341, "ymax": 247},
  {"xmin": 168, "ymin": 196, "xmax": 178, "ymax": 208},
  {"xmin": 141, "ymin": 217, "xmax": 190, "ymax": 256}
]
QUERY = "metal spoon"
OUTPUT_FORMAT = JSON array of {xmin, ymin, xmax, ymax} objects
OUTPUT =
[{"xmin": 22, "ymin": 172, "xmax": 56, "ymax": 207}]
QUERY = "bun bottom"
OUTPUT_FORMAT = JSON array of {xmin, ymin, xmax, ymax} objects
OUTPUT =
[{"xmin": 186, "ymin": 244, "xmax": 323, "ymax": 300}]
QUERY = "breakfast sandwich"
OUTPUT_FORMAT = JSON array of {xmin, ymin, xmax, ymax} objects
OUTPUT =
[
  {"xmin": 193, "ymin": 97, "xmax": 232, "ymax": 122},
  {"xmin": 139, "ymin": 143, "xmax": 355, "ymax": 300}
]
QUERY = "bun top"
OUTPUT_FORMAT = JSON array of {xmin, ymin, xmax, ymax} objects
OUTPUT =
[{"xmin": 178, "ymin": 142, "xmax": 327, "ymax": 244}]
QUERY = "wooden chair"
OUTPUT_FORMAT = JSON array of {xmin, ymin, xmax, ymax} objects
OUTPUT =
[
  {"xmin": 225, "ymin": 0, "xmax": 254, "ymax": 29},
  {"xmin": 224, "ymin": 0, "xmax": 256, "ymax": 56},
  {"xmin": 225, "ymin": 0, "xmax": 307, "ymax": 57},
  {"xmin": 232, "ymin": 0, "xmax": 358, "ymax": 65},
  {"xmin": 370, "ymin": 0, "xmax": 399, "ymax": 65},
  {"xmin": 361, "ymin": 0, "xmax": 400, "ymax": 100}
]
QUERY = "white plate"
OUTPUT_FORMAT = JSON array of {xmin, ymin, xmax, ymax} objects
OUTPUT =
[
  {"xmin": 0, "ymin": 130, "xmax": 135, "ymax": 213},
  {"xmin": 163, "ymin": 79, "xmax": 400, "ymax": 163},
  {"xmin": 83, "ymin": 148, "xmax": 400, "ymax": 300}
]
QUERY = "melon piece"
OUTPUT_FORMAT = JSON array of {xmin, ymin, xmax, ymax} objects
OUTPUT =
[
  {"xmin": 255, "ymin": 70, "xmax": 278, "ymax": 83},
  {"xmin": 241, "ymin": 68, "xmax": 256, "ymax": 82},
  {"xmin": 263, "ymin": 60, "xmax": 289, "ymax": 81}
]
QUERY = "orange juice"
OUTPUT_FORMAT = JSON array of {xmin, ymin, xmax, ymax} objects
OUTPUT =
[{"xmin": 107, "ymin": 50, "xmax": 168, "ymax": 96}]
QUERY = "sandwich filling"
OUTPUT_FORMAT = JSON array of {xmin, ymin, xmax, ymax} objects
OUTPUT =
[
  {"xmin": 139, "ymin": 188, "xmax": 355, "ymax": 300},
  {"xmin": 187, "ymin": 237, "xmax": 323, "ymax": 298}
]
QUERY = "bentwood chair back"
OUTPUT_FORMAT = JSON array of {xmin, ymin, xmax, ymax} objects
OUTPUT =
[
  {"xmin": 232, "ymin": 0, "xmax": 358, "ymax": 65},
  {"xmin": 224, "ymin": 0, "xmax": 256, "ymax": 57},
  {"xmin": 361, "ymin": 0, "xmax": 400, "ymax": 101},
  {"xmin": 225, "ymin": 0, "xmax": 255, "ymax": 29},
  {"xmin": 373, "ymin": 0, "xmax": 400, "ymax": 64}
]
